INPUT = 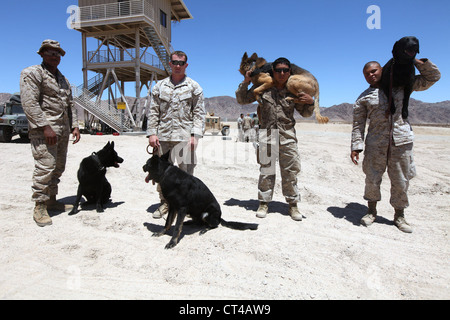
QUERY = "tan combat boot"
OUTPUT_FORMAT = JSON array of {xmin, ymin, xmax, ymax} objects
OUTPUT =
[
  {"xmin": 394, "ymin": 209, "xmax": 413, "ymax": 233},
  {"xmin": 153, "ymin": 202, "xmax": 168, "ymax": 219},
  {"xmin": 289, "ymin": 203, "xmax": 302, "ymax": 221},
  {"xmin": 360, "ymin": 201, "xmax": 377, "ymax": 227},
  {"xmin": 46, "ymin": 195, "xmax": 73, "ymax": 212},
  {"xmin": 256, "ymin": 202, "xmax": 268, "ymax": 218},
  {"xmin": 34, "ymin": 202, "xmax": 52, "ymax": 227}
]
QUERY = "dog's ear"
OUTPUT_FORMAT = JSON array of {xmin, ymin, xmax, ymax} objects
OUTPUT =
[
  {"xmin": 250, "ymin": 53, "xmax": 258, "ymax": 60},
  {"xmin": 392, "ymin": 40, "xmax": 400, "ymax": 55},
  {"xmin": 242, "ymin": 52, "xmax": 248, "ymax": 60},
  {"xmin": 111, "ymin": 141, "xmax": 115, "ymax": 148},
  {"xmin": 255, "ymin": 57, "xmax": 266, "ymax": 68}
]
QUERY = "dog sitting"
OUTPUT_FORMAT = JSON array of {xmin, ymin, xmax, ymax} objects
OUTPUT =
[
  {"xmin": 143, "ymin": 152, "xmax": 258, "ymax": 249},
  {"xmin": 69, "ymin": 141, "xmax": 123, "ymax": 215},
  {"xmin": 239, "ymin": 52, "xmax": 329, "ymax": 124},
  {"xmin": 380, "ymin": 36, "xmax": 420, "ymax": 119}
]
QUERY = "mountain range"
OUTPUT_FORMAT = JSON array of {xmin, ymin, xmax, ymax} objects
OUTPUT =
[
  {"xmin": 2, "ymin": 92, "xmax": 449, "ymax": 125},
  {"xmin": 204, "ymin": 95, "xmax": 450, "ymax": 125}
]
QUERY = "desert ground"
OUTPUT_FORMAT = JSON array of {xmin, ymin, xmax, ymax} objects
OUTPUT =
[{"xmin": 0, "ymin": 122, "xmax": 449, "ymax": 300}]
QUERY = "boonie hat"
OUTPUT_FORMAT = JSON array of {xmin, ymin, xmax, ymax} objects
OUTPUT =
[{"xmin": 37, "ymin": 39, "xmax": 66, "ymax": 56}]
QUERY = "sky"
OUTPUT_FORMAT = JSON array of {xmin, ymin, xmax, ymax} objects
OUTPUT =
[{"xmin": 1, "ymin": 0, "xmax": 449, "ymax": 108}]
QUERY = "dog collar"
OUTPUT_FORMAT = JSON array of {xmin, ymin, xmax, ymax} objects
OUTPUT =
[{"xmin": 91, "ymin": 152, "xmax": 105, "ymax": 171}]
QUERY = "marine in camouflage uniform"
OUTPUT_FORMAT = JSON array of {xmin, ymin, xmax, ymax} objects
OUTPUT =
[
  {"xmin": 147, "ymin": 51, "xmax": 206, "ymax": 218},
  {"xmin": 351, "ymin": 58, "xmax": 440, "ymax": 233},
  {"xmin": 236, "ymin": 57, "xmax": 315, "ymax": 221},
  {"xmin": 20, "ymin": 40, "xmax": 80, "ymax": 227}
]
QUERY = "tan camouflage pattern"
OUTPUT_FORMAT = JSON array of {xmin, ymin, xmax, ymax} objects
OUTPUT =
[
  {"xmin": 242, "ymin": 115, "xmax": 252, "ymax": 130},
  {"xmin": 257, "ymin": 131, "xmax": 301, "ymax": 204},
  {"xmin": 352, "ymin": 59, "xmax": 440, "ymax": 209},
  {"xmin": 20, "ymin": 64, "xmax": 78, "ymax": 137},
  {"xmin": 236, "ymin": 83, "xmax": 312, "ymax": 204},
  {"xmin": 147, "ymin": 76, "xmax": 205, "ymax": 141},
  {"xmin": 30, "ymin": 134, "xmax": 70, "ymax": 202},
  {"xmin": 362, "ymin": 142, "xmax": 415, "ymax": 209},
  {"xmin": 236, "ymin": 83, "xmax": 315, "ymax": 135},
  {"xmin": 20, "ymin": 63, "xmax": 78, "ymax": 202}
]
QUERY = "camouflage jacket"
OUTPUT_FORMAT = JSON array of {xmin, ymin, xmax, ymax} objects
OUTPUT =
[
  {"xmin": 147, "ymin": 76, "xmax": 205, "ymax": 141},
  {"xmin": 235, "ymin": 82, "xmax": 314, "ymax": 143},
  {"xmin": 352, "ymin": 59, "xmax": 441, "ymax": 151},
  {"xmin": 20, "ymin": 63, "xmax": 78, "ymax": 137}
]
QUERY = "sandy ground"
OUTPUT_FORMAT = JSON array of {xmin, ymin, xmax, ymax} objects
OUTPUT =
[{"xmin": 0, "ymin": 122, "xmax": 449, "ymax": 300}]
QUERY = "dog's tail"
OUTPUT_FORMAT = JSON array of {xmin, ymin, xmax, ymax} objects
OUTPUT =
[{"xmin": 220, "ymin": 219, "xmax": 258, "ymax": 231}]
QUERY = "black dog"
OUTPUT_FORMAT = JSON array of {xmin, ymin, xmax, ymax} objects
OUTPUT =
[
  {"xmin": 380, "ymin": 36, "xmax": 420, "ymax": 119},
  {"xmin": 69, "ymin": 141, "xmax": 123, "ymax": 215},
  {"xmin": 143, "ymin": 152, "xmax": 258, "ymax": 249}
]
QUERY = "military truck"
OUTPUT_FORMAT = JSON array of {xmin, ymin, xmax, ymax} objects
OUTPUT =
[
  {"xmin": 0, "ymin": 94, "xmax": 29, "ymax": 142},
  {"xmin": 204, "ymin": 112, "xmax": 230, "ymax": 136}
]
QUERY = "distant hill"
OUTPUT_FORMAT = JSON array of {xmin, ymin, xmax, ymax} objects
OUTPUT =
[
  {"xmin": 204, "ymin": 96, "xmax": 257, "ymax": 121},
  {"xmin": 321, "ymin": 98, "xmax": 450, "ymax": 125},
  {"xmin": 2, "ymin": 92, "xmax": 449, "ymax": 125}
]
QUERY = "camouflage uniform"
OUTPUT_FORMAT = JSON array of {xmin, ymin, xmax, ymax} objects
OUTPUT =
[
  {"xmin": 236, "ymin": 82, "xmax": 314, "ymax": 204},
  {"xmin": 20, "ymin": 63, "xmax": 78, "ymax": 202},
  {"xmin": 147, "ymin": 76, "xmax": 205, "ymax": 174},
  {"xmin": 352, "ymin": 59, "xmax": 440, "ymax": 209}
]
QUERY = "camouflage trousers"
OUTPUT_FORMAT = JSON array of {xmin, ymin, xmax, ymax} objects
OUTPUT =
[
  {"xmin": 156, "ymin": 140, "xmax": 197, "ymax": 201},
  {"xmin": 257, "ymin": 140, "xmax": 301, "ymax": 204},
  {"xmin": 30, "ymin": 132, "xmax": 70, "ymax": 202},
  {"xmin": 363, "ymin": 142, "xmax": 416, "ymax": 209}
]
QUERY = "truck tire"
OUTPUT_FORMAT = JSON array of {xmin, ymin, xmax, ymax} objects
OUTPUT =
[
  {"xmin": 221, "ymin": 126, "xmax": 230, "ymax": 136},
  {"xmin": 0, "ymin": 126, "xmax": 13, "ymax": 142}
]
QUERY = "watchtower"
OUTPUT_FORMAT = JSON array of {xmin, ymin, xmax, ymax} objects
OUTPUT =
[{"xmin": 71, "ymin": 0, "xmax": 192, "ymax": 133}]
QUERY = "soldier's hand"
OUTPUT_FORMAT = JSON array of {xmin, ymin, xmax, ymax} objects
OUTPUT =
[
  {"xmin": 297, "ymin": 93, "xmax": 314, "ymax": 105},
  {"xmin": 149, "ymin": 135, "xmax": 160, "ymax": 149},
  {"xmin": 72, "ymin": 128, "xmax": 81, "ymax": 144},
  {"xmin": 351, "ymin": 150, "xmax": 360, "ymax": 165},
  {"xmin": 244, "ymin": 71, "xmax": 252, "ymax": 84},
  {"xmin": 43, "ymin": 125, "xmax": 57, "ymax": 146}
]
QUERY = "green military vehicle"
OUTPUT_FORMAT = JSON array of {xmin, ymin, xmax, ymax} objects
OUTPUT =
[{"xmin": 0, "ymin": 94, "xmax": 29, "ymax": 142}]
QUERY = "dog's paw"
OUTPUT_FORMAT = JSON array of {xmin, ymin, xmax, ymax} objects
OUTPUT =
[
  {"xmin": 165, "ymin": 240, "xmax": 177, "ymax": 249},
  {"xmin": 68, "ymin": 208, "xmax": 78, "ymax": 216},
  {"xmin": 152, "ymin": 231, "xmax": 165, "ymax": 237}
]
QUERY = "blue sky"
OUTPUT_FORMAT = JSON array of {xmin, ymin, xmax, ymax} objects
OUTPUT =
[{"xmin": 1, "ymin": 0, "xmax": 448, "ymax": 107}]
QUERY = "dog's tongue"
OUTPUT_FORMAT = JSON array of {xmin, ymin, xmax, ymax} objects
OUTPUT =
[
  {"xmin": 405, "ymin": 49, "xmax": 416, "ymax": 57},
  {"xmin": 145, "ymin": 173, "xmax": 155, "ymax": 185}
]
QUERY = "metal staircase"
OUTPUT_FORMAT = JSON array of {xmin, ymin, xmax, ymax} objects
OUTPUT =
[
  {"xmin": 72, "ymin": 74, "xmax": 133, "ymax": 133},
  {"xmin": 143, "ymin": 26, "xmax": 171, "ymax": 73}
]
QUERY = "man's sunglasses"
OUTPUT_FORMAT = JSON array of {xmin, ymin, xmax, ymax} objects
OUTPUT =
[
  {"xmin": 171, "ymin": 60, "xmax": 186, "ymax": 66},
  {"xmin": 273, "ymin": 68, "xmax": 290, "ymax": 74},
  {"xmin": 42, "ymin": 50, "xmax": 62, "ymax": 57}
]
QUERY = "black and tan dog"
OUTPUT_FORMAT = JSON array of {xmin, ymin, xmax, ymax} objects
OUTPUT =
[
  {"xmin": 143, "ymin": 152, "xmax": 258, "ymax": 249},
  {"xmin": 239, "ymin": 52, "xmax": 329, "ymax": 124},
  {"xmin": 380, "ymin": 36, "xmax": 420, "ymax": 119},
  {"xmin": 69, "ymin": 141, "xmax": 123, "ymax": 215}
]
